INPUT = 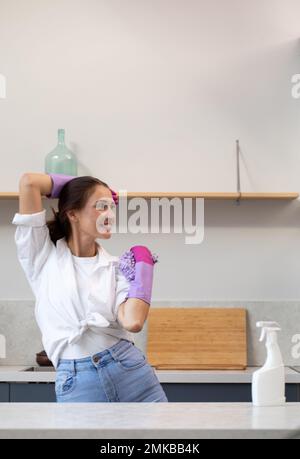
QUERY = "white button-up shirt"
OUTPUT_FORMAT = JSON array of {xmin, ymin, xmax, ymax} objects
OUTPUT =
[{"xmin": 12, "ymin": 209, "xmax": 133, "ymax": 368}]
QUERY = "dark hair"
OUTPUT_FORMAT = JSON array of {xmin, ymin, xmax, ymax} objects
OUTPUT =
[{"xmin": 46, "ymin": 176, "xmax": 110, "ymax": 245}]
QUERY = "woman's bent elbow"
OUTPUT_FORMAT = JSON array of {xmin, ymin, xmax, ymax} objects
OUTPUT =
[
  {"xmin": 124, "ymin": 321, "xmax": 143, "ymax": 333},
  {"xmin": 19, "ymin": 173, "xmax": 34, "ymax": 188}
]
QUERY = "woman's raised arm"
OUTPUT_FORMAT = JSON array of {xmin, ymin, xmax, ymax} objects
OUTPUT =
[{"xmin": 18, "ymin": 173, "xmax": 52, "ymax": 214}]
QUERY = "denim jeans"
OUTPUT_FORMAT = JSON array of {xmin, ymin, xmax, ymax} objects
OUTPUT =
[{"xmin": 55, "ymin": 339, "xmax": 168, "ymax": 403}]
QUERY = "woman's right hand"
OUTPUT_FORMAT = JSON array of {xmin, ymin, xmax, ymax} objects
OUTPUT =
[{"xmin": 46, "ymin": 173, "xmax": 76, "ymax": 199}]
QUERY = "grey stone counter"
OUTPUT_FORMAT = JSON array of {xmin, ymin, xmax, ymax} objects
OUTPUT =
[
  {"xmin": 0, "ymin": 402, "xmax": 300, "ymax": 439},
  {"xmin": 0, "ymin": 366, "xmax": 299, "ymax": 383}
]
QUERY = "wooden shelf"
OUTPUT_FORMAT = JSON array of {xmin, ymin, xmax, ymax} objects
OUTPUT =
[
  {"xmin": 126, "ymin": 192, "xmax": 299, "ymax": 200},
  {"xmin": 0, "ymin": 192, "xmax": 298, "ymax": 200},
  {"xmin": 237, "ymin": 193, "xmax": 299, "ymax": 200}
]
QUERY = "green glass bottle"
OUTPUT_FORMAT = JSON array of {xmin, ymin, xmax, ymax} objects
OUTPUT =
[{"xmin": 45, "ymin": 129, "xmax": 78, "ymax": 175}]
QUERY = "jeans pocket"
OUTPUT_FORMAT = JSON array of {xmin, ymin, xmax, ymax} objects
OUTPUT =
[
  {"xmin": 116, "ymin": 345, "xmax": 147, "ymax": 371},
  {"xmin": 55, "ymin": 370, "xmax": 76, "ymax": 396}
]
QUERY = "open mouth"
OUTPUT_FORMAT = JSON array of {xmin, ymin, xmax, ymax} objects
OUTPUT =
[
  {"xmin": 96, "ymin": 215, "xmax": 114, "ymax": 234},
  {"xmin": 101, "ymin": 220, "xmax": 111, "ymax": 232}
]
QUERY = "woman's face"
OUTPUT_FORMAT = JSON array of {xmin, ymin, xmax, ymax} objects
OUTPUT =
[{"xmin": 68, "ymin": 185, "xmax": 116, "ymax": 241}]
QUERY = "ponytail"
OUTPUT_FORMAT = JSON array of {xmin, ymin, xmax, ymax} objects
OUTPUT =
[{"xmin": 46, "ymin": 207, "xmax": 67, "ymax": 245}]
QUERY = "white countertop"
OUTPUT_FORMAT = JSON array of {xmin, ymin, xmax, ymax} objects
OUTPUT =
[
  {"xmin": 0, "ymin": 402, "xmax": 300, "ymax": 439},
  {"xmin": 0, "ymin": 366, "xmax": 299, "ymax": 383}
]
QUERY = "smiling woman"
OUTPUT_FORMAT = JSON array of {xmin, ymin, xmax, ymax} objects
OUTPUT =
[
  {"xmin": 12, "ymin": 172, "xmax": 168, "ymax": 403},
  {"xmin": 45, "ymin": 174, "xmax": 113, "ymax": 252}
]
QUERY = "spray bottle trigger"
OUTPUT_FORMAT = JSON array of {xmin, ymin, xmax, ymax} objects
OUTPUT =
[
  {"xmin": 257, "ymin": 321, "xmax": 281, "ymax": 342},
  {"xmin": 259, "ymin": 328, "xmax": 266, "ymax": 342}
]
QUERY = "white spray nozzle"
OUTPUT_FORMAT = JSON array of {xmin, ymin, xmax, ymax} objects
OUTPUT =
[{"xmin": 256, "ymin": 321, "xmax": 281, "ymax": 342}]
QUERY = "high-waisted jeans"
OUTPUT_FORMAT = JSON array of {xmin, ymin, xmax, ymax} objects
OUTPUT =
[{"xmin": 55, "ymin": 338, "xmax": 168, "ymax": 403}]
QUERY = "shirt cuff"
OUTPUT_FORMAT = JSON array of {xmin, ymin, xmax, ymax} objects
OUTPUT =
[{"xmin": 11, "ymin": 209, "xmax": 46, "ymax": 227}]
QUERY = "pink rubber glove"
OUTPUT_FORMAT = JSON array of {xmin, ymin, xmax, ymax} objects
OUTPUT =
[
  {"xmin": 120, "ymin": 245, "xmax": 157, "ymax": 305},
  {"xmin": 130, "ymin": 246, "xmax": 154, "ymax": 265},
  {"xmin": 109, "ymin": 188, "xmax": 118, "ymax": 206},
  {"xmin": 46, "ymin": 173, "xmax": 76, "ymax": 198}
]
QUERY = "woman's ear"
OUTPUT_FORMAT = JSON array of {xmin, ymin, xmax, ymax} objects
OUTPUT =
[{"xmin": 66, "ymin": 209, "xmax": 79, "ymax": 223}]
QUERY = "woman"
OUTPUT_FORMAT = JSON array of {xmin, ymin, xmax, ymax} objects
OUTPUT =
[{"xmin": 12, "ymin": 172, "xmax": 168, "ymax": 403}]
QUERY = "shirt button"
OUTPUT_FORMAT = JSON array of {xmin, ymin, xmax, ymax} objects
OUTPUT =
[{"xmin": 93, "ymin": 355, "xmax": 100, "ymax": 363}]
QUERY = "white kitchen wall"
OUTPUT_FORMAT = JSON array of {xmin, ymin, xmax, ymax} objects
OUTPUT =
[
  {"xmin": 1, "ymin": 0, "xmax": 300, "ymax": 191},
  {"xmin": 2, "ymin": 198, "xmax": 300, "ymax": 301},
  {"xmin": 1, "ymin": 0, "xmax": 300, "ymax": 302}
]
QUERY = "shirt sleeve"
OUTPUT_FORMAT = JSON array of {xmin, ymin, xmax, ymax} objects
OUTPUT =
[
  {"xmin": 114, "ymin": 265, "xmax": 130, "ymax": 317},
  {"xmin": 11, "ymin": 209, "xmax": 54, "ymax": 291}
]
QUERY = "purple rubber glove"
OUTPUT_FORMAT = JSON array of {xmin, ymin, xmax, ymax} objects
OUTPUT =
[
  {"xmin": 46, "ymin": 173, "xmax": 76, "ymax": 198},
  {"xmin": 119, "ymin": 246, "xmax": 158, "ymax": 305}
]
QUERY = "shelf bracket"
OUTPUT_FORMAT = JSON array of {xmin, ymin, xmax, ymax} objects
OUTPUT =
[{"xmin": 236, "ymin": 139, "xmax": 241, "ymax": 205}]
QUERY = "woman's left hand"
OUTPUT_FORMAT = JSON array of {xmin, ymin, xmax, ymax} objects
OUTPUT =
[{"xmin": 119, "ymin": 245, "xmax": 158, "ymax": 305}]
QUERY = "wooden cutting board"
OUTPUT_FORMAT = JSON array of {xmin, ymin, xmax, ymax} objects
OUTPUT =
[{"xmin": 147, "ymin": 308, "xmax": 247, "ymax": 370}]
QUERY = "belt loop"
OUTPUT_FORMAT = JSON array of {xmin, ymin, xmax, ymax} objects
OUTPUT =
[
  {"xmin": 108, "ymin": 339, "xmax": 126, "ymax": 361},
  {"xmin": 107, "ymin": 346, "xmax": 118, "ymax": 362},
  {"xmin": 107, "ymin": 339, "xmax": 123, "ymax": 362},
  {"xmin": 70, "ymin": 359, "xmax": 76, "ymax": 376}
]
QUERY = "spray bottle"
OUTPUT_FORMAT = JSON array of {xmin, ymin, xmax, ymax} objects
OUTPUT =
[{"xmin": 252, "ymin": 321, "xmax": 286, "ymax": 407}]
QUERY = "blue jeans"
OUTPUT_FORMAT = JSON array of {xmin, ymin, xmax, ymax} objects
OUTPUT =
[{"xmin": 55, "ymin": 339, "xmax": 168, "ymax": 403}]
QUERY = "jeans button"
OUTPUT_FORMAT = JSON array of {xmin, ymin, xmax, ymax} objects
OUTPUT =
[{"xmin": 93, "ymin": 355, "xmax": 100, "ymax": 363}]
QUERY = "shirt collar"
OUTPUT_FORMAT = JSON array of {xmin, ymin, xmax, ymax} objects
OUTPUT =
[{"xmin": 56, "ymin": 238, "xmax": 118, "ymax": 268}]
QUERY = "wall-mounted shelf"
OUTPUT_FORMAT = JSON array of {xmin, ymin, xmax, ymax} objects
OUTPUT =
[
  {"xmin": 235, "ymin": 193, "xmax": 299, "ymax": 201},
  {"xmin": 0, "ymin": 192, "xmax": 298, "ymax": 200},
  {"xmin": 127, "ymin": 192, "xmax": 299, "ymax": 200}
]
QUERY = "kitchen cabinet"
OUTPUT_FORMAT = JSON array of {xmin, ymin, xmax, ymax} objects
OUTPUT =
[
  {"xmin": 0, "ymin": 382, "xmax": 299, "ymax": 403},
  {"xmin": 0, "ymin": 384, "xmax": 9, "ymax": 402},
  {"xmin": 162, "ymin": 383, "xmax": 299, "ymax": 402},
  {"xmin": 9, "ymin": 383, "xmax": 56, "ymax": 402}
]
